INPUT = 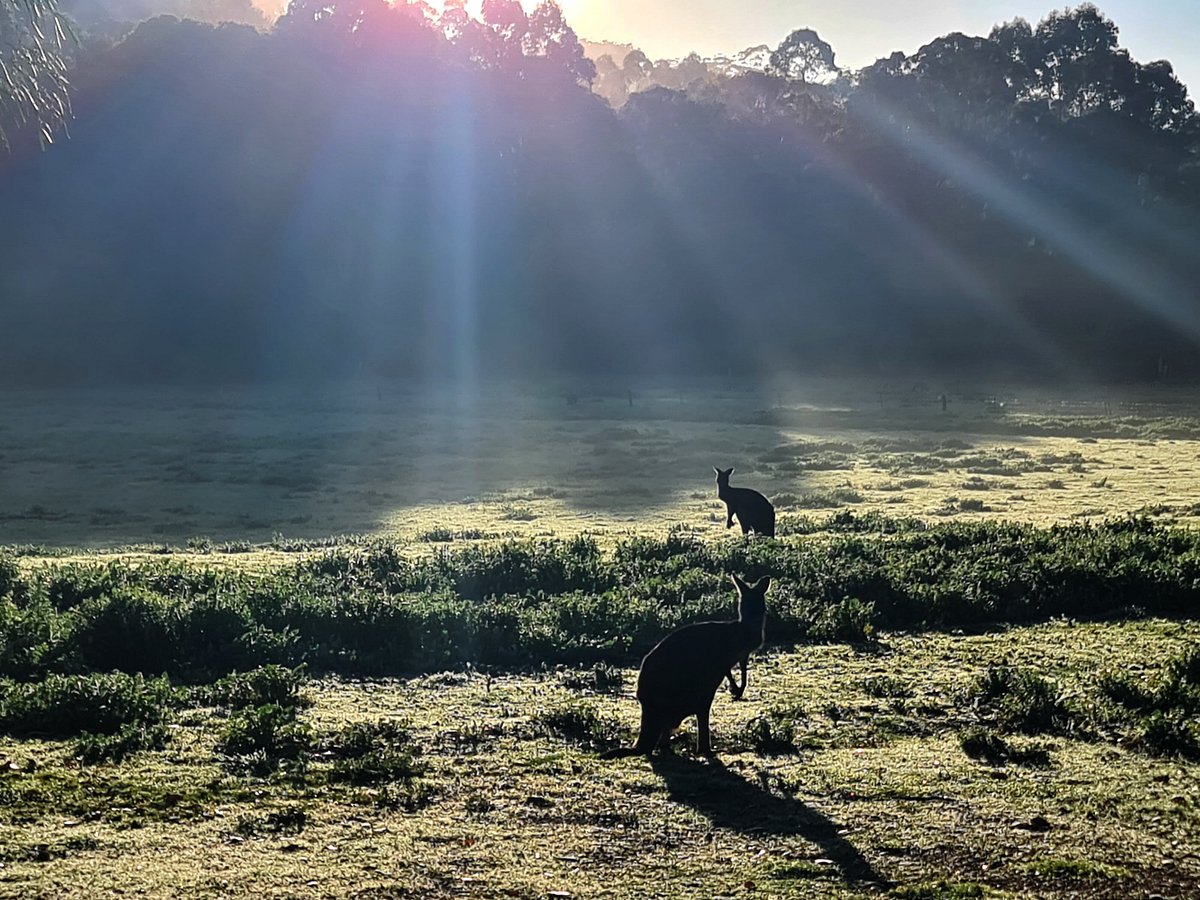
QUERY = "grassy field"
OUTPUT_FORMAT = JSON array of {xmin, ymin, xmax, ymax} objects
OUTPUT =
[
  {"xmin": 2, "ymin": 381, "xmax": 1200, "ymax": 898},
  {"xmin": 5, "ymin": 381, "xmax": 1200, "ymax": 554},
  {"xmin": 1, "ymin": 620, "xmax": 1197, "ymax": 898}
]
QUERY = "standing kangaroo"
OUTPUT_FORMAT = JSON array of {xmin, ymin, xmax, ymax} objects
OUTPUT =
[
  {"xmin": 715, "ymin": 467, "xmax": 775, "ymax": 537},
  {"xmin": 601, "ymin": 575, "xmax": 770, "ymax": 759}
]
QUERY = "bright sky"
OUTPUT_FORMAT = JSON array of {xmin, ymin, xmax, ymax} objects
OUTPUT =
[{"xmin": 546, "ymin": 0, "xmax": 1199, "ymax": 92}]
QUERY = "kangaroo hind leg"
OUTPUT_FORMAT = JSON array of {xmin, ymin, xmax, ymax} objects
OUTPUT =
[{"xmin": 696, "ymin": 704, "xmax": 716, "ymax": 757}]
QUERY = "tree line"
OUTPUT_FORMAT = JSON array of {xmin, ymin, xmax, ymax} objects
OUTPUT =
[{"xmin": 0, "ymin": 1, "xmax": 1197, "ymax": 385}]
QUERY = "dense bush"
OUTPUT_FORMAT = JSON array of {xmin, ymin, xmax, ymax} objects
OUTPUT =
[
  {"xmin": 1, "ymin": 517, "xmax": 1198, "ymax": 681},
  {"xmin": 0, "ymin": 595, "xmax": 61, "ymax": 679},
  {"xmin": 207, "ymin": 665, "xmax": 311, "ymax": 711},
  {"xmin": 69, "ymin": 588, "xmax": 181, "ymax": 675},
  {"xmin": 73, "ymin": 722, "xmax": 171, "ymax": 763},
  {"xmin": 0, "ymin": 672, "xmax": 175, "ymax": 739}
]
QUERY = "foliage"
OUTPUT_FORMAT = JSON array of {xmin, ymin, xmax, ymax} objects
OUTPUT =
[
  {"xmin": 206, "ymin": 665, "xmax": 310, "ymax": 711},
  {"xmin": 0, "ymin": 0, "xmax": 73, "ymax": 149},
  {"xmin": 862, "ymin": 675, "xmax": 913, "ymax": 699},
  {"xmin": 0, "ymin": 672, "xmax": 174, "ymax": 739},
  {"xmin": 73, "ymin": 721, "xmax": 170, "ymax": 763},
  {"xmin": 968, "ymin": 666, "xmax": 1074, "ymax": 734},
  {"xmin": 1, "ymin": 5, "xmax": 1198, "ymax": 384},
  {"xmin": 769, "ymin": 28, "xmax": 837, "ymax": 83},
  {"xmin": 0, "ymin": 552, "xmax": 18, "ymax": 598},
  {"xmin": 531, "ymin": 701, "xmax": 624, "ymax": 749},
  {"xmin": 557, "ymin": 662, "xmax": 625, "ymax": 693},
  {"xmin": 216, "ymin": 703, "xmax": 314, "ymax": 766},
  {"xmin": 4, "ymin": 518, "xmax": 1200, "ymax": 682},
  {"xmin": 737, "ymin": 703, "xmax": 805, "ymax": 755},
  {"xmin": 1099, "ymin": 643, "xmax": 1200, "ymax": 758},
  {"xmin": 232, "ymin": 805, "xmax": 308, "ymax": 838},
  {"xmin": 958, "ymin": 726, "xmax": 1051, "ymax": 767}
]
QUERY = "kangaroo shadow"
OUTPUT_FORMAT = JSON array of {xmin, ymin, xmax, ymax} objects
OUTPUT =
[{"xmin": 649, "ymin": 754, "xmax": 887, "ymax": 889}]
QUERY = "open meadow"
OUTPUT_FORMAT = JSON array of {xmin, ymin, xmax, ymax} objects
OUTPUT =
[
  {"xmin": 6, "ymin": 380, "xmax": 1200, "ymax": 553},
  {"xmin": 2, "ymin": 382, "xmax": 1200, "ymax": 898}
]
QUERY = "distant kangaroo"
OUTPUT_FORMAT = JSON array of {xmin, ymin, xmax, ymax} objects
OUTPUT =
[
  {"xmin": 715, "ymin": 467, "xmax": 775, "ymax": 537},
  {"xmin": 601, "ymin": 575, "xmax": 770, "ymax": 759}
]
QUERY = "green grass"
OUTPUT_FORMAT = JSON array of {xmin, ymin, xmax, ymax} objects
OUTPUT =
[
  {"xmin": 4, "ymin": 385, "xmax": 1200, "ymax": 896},
  {"xmin": 0, "ymin": 621, "xmax": 1197, "ymax": 897},
  {"xmin": 7, "ymin": 382, "xmax": 1200, "ymax": 555}
]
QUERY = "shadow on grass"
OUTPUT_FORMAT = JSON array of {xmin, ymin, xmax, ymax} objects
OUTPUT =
[{"xmin": 650, "ymin": 754, "xmax": 886, "ymax": 888}]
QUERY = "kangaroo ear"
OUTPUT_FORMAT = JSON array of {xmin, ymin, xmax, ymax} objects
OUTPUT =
[
  {"xmin": 731, "ymin": 574, "xmax": 748, "ymax": 593},
  {"xmin": 713, "ymin": 466, "xmax": 721, "ymax": 476},
  {"xmin": 753, "ymin": 577, "xmax": 771, "ymax": 594},
  {"xmin": 728, "ymin": 467, "xmax": 735, "ymax": 476}
]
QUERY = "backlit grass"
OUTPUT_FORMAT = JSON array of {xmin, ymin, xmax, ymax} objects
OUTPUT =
[
  {"xmin": 4, "ymin": 384, "xmax": 1200, "ymax": 897},
  {"xmin": 7, "ymin": 383, "xmax": 1200, "ymax": 560},
  {"xmin": 1, "ymin": 621, "xmax": 1197, "ymax": 898}
]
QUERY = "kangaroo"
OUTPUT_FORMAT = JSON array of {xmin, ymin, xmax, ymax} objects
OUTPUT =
[
  {"xmin": 601, "ymin": 575, "xmax": 770, "ymax": 759},
  {"xmin": 715, "ymin": 467, "xmax": 775, "ymax": 537}
]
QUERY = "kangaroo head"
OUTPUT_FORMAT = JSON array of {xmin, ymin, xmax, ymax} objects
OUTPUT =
[
  {"xmin": 714, "ymin": 466, "xmax": 734, "ymax": 486},
  {"xmin": 731, "ymin": 574, "xmax": 770, "ymax": 623}
]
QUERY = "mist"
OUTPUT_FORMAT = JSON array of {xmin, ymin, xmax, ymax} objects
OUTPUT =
[{"xmin": 1, "ymin": 2, "xmax": 1198, "ymax": 389}]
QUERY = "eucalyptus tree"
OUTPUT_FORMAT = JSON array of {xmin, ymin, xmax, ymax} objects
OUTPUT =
[{"xmin": 768, "ymin": 28, "xmax": 836, "ymax": 84}]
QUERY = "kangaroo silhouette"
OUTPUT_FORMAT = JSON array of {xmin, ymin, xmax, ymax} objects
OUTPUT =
[
  {"xmin": 601, "ymin": 575, "xmax": 770, "ymax": 758},
  {"xmin": 715, "ymin": 467, "xmax": 775, "ymax": 537}
]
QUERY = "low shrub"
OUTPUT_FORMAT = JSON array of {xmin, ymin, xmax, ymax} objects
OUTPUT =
[
  {"xmin": 323, "ymin": 720, "xmax": 424, "ymax": 785},
  {"xmin": 0, "ymin": 672, "xmax": 175, "ymax": 739},
  {"xmin": 737, "ymin": 703, "xmax": 805, "ymax": 755},
  {"xmin": 0, "ymin": 553, "xmax": 20, "ymax": 599},
  {"xmin": 958, "ymin": 726, "xmax": 1051, "ymax": 767},
  {"xmin": 217, "ymin": 703, "xmax": 314, "ymax": 766},
  {"xmin": 0, "ymin": 595, "xmax": 62, "ymax": 679},
  {"xmin": 234, "ymin": 805, "xmax": 308, "ymax": 837},
  {"xmin": 208, "ymin": 665, "xmax": 310, "ymax": 711},
  {"xmin": 1136, "ymin": 710, "xmax": 1200, "ymax": 759},
  {"xmin": 862, "ymin": 675, "xmax": 913, "ymax": 699},
  {"xmin": 1097, "ymin": 645, "xmax": 1200, "ymax": 759},
  {"xmin": 558, "ymin": 662, "xmax": 625, "ymax": 693},
  {"xmin": 68, "ymin": 588, "xmax": 178, "ymax": 674},
  {"xmin": 74, "ymin": 721, "xmax": 170, "ymax": 763},
  {"xmin": 4, "ymin": 519, "xmax": 1200, "ymax": 682},
  {"xmin": 968, "ymin": 666, "xmax": 1073, "ymax": 734}
]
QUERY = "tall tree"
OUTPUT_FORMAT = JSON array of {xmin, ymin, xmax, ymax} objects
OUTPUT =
[
  {"xmin": 479, "ymin": 0, "xmax": 526, "ymax": 70},
  {"xmin": 768, "ymin": 28, "xmax": 835, "ymax": 83},
  {"xmin": 1027, "ymin": 3, "xmax": 1123, "ymax": 120},
  {"xmin": 523, "ymin": 0, "xmax": 593, "ymax": 85}
]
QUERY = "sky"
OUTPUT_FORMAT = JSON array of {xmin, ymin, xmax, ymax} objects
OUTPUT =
[{"xmin": 540, "ymin": 0, "xmax": 1199, "ymax": 92}]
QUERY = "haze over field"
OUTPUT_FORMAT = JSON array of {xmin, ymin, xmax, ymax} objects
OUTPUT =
[
  {"xmin": 1, "ymin": 1, "xmax": 1198, "ymax": 387},
  {"xmin": 4, "ymin": 4, "xmax": 1200, "ymax": 898}
]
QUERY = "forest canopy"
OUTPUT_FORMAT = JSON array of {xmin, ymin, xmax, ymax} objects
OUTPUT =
[{"xmin": 0, "ymin": 1, "xmax": 1197, "ymax": 384}]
